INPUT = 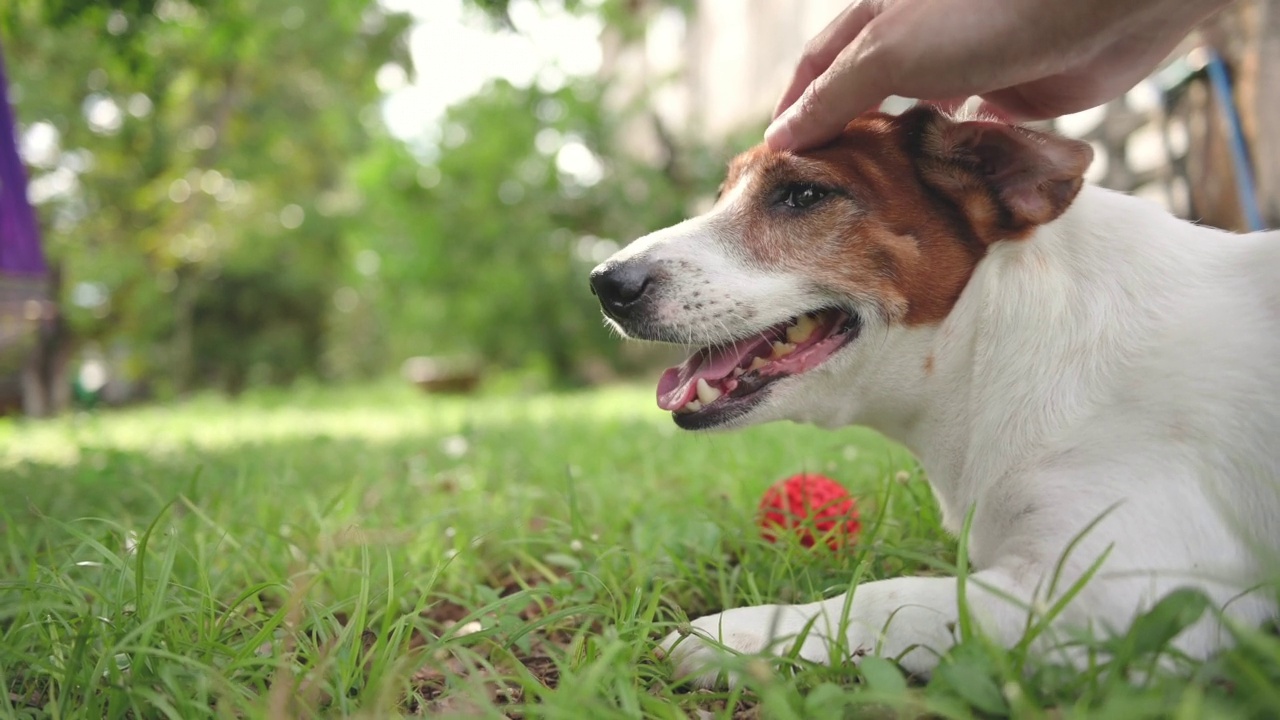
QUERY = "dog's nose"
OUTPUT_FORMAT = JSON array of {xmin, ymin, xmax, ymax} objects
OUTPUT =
[{"xmin": 590, "ymin": 261, "xmax": 652, "ymax": 317}]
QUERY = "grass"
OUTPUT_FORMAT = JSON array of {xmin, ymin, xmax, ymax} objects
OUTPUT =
[{"xmin": 1, "ymin": 381, "xmax": 1277, "ymax": 719}]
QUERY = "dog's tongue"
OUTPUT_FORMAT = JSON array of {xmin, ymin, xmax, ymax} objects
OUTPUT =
[{"xmin": 657, "ymin": 336, "xmax": 770, "ymax": 411}]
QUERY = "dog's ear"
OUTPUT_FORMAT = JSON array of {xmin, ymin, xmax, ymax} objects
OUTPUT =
[{"xmin": 914, "ymin": 110, "xmax": 1094, "ymax": 239}]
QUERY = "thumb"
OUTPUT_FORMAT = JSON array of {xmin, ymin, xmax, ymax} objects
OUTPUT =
[
  {"xmin": 973, "ymin": 97, "xmax": 1024, "ymax": 123},
  {"xmin": 765, "ymin": 30, "xmax": 893, "ymax": 152},
  {"xmin": 765, "ymin": 69, "xmax": 885, "ymax": 152},
  {"xmin": 772, "ymin": 1, "xmax": 881, "ymax": 121}
]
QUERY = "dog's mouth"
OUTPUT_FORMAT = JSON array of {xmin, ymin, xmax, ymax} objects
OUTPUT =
[{"xmin": 657, "ymin": 308, "xmax": 862, "ymax": 428}]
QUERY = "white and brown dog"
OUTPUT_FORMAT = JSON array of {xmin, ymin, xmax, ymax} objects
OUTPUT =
[{"xmin": 589, "ymin": 107, "xmax": 1280, "ymax": 685}]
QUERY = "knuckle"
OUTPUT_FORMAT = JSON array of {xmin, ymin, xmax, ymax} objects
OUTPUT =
[
  {"xmin": 795, "ymin": 44, "xmax": 827, "ymax": 78},
  {"xmin": 795, "ymin": 87, "xmax": 827, "ymax": 119}
]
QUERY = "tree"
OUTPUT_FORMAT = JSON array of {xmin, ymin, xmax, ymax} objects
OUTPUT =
[
  {"xmin": 2, "ymin": 0, "xmax": 411, "ymax": 395},
  {"xmin": 2, "ymin": 0, "xmax": 740, "ymax": 399}
]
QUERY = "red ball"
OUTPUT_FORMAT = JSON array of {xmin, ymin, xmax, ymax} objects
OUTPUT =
[{"xmin": 758, "ymin": 474, "xmax": 860, "ymax": 550}]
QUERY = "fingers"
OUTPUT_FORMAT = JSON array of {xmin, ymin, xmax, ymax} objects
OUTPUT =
[
  {"xmin": 972, "ymin": 98, "xmax": 1021, "ymax": 123},
  {"xmin": 978, "ymin": 80, "xmax": 1099, "ymax": 123},
  {"xmin": 922, "ymin": 98, "xmax": 971, "ymax": 115},
  {"xmin": 926, "ymin": 98, "xmax": 1020, "ymax": 122},
  {"xmin": 766, "ymin": 26, "xmax": 891, "ymax": 152},
  {"xmin": 771, "ymin": 1, "xmax": 880, "ymax": 121}
]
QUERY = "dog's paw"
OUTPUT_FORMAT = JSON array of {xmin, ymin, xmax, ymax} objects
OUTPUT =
[{"xmin": 657, "ymin": 604, "xmax": 834, "ymax": 688}]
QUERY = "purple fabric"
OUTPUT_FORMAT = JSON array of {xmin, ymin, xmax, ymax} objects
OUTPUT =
[{"xmin": 0, "ymin": 41, "xmax": 46, "ymax": 276}]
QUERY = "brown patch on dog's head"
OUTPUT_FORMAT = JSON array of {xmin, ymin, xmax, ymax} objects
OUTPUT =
[{"xmin": 714, "ymin": 106, "xmax": 1092, "ymax": 326}]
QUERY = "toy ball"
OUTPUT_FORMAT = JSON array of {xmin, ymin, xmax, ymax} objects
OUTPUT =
[{"xmin": 758, "ymin": 473, "xmax": 860, "ymax": 550}]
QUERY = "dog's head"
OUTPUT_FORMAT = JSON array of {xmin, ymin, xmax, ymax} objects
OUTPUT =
[{"xmin": 590, "ymin": 107, "xmax": 1092, "ymax": 430}]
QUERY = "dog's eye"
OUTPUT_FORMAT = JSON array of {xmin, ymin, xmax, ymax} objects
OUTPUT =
[{"xmin": 779, "ymin": 184, "xmax": 828, "ymax": 210}]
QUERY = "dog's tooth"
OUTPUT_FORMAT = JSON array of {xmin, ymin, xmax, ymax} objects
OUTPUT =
[
  {"xmin": 732, "ymin": 367, "xmax": 744, "ymax": 377},
  {"xmin": 771, "ymin": 341, "xmax": 797, "ymax": 359},
  {"xmin": 749, "ymin": 356, "xmax": 769, "ymax": 371},
  {"xmin": 685, "ymin": 399, "xmax": 702, "ymax": 412},
  {"xmin": 786, "ymin": 314, "xmax": 819, "ymax": 344},
  {"xmin": 696, "ymin": 378, "xmax": 722, "ymax": 405}
]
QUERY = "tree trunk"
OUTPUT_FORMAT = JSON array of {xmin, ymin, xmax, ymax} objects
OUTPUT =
[
  {"xmin": 1235, "ymin": 0, "xmax": 1280, "ymax": 226},
  {"xmin": 1203, "ymin": 0, "xmax": 1280, "ymax": 229},
  {"xmin": 19, "ymin": 265, "xmax": 71, "ymax": 417}
]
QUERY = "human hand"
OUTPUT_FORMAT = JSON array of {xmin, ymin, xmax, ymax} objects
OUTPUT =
[{"xmin": 766, "ymin": 0, "xmax": 1235, "ymax": 151}]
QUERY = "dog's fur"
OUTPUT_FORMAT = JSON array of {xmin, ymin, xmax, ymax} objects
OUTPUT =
[{"xmin": 590, "ymin": 107, "xmax": 1280, "ymax": 685}]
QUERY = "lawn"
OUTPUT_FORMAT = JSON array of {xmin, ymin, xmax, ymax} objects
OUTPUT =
[{"xmin": 1, "ymin": 383, "xmax": 1276, "ymax": 719}]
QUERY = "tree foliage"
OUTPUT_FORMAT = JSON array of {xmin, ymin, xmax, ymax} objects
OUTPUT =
[
  {"xmin": 4, "ymin": 0, "xmax": 413, "ymax": 394},
  {"xmin": 2, "ymin": 0, "xmax": 745, "ymax": 396}
]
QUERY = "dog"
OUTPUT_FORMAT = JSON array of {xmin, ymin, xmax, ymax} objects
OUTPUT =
[{"xmin": 588, "ymin": 106, "xmax": 1280, "ymax": 686}]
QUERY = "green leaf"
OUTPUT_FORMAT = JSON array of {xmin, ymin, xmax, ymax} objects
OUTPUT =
[
  {"xmin": 803, "ymin": 682, "xmax": 849, "ymax": 714},
  {"xmin": 858, "ymin": 656, "xmax": 908, "ymax": 695},
  {"xmin": 932, "ymin": 652, "xmax": 1009, "ymax": 716},
  {"xmin": 543, "ymin": 553, "xmax": 582, "ymax": 571},
  {"xmin": 1125, "ymin": 588, "xmax": 1211, "ymax": 657}
]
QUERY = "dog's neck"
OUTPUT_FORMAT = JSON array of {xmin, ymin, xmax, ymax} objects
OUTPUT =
[{"xmin": 871, "ymin": 187, "xmax": 1202, "ymax": 532}]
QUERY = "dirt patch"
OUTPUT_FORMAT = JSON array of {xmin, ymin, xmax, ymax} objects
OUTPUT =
[
  {"xmin": 409, "ymin": 652, "xmax": 563, "ymax": 717},
  {"xmin": 675, "ymin": 689, "xmax": 760, "ymax": 719}
]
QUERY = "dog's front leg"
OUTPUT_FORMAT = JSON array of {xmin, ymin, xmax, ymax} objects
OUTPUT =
[{"xmin": 660, "ymin": 568, "xmax": 1037, "ymax": 687}]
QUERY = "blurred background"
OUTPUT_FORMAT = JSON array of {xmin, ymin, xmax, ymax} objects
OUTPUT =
[{"xmin": 1, "ymin": 0, "xmax": 1277, "ymax": 416}]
